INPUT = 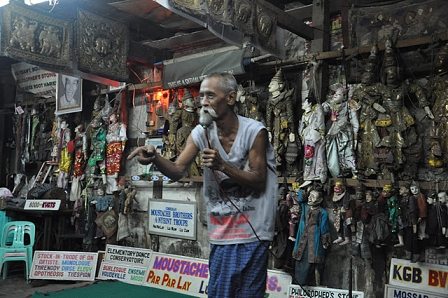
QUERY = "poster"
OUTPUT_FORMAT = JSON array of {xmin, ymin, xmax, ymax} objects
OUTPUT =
[
  {"xmin": 56, "ymin": 74, "xmax": 83, "ymax": 115},
  {"xmin": 148, "ymin": 199, "xmax": 197, "ymax": 240},
  {"xmin": 30, "ymin": 251, "xmax": 98, "ymax": 281}
]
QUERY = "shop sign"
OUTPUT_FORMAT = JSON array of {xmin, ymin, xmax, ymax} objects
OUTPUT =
[
  {"xmin": 142, "ymin": 252, "xmax": 291, "ymax": 297},
  {"xmin": 389, "ymin": 257, "xmax": 448, "ymax": 295},
  {"xmin": 11, "ymin": 62, "xmax": 57, "ymax": 97},
  {"xmin": 425, "ymin": 247, "xmax": 448, "ymax": 267},
  {"xmin": 24, "ymin": 199, "xmax": 60, "ymax": 210},
  {"xmin": 148, "ymin": 199, "xmax": 197, "ymax": 240},
  {"xmin": 385, "ymin": 284, "xmax": 445, "ymax": 298},
  {"xmin": 97, "ymin": 244, "xmax": 152, "ymax": 285},
  {"xmin": 30, "ymin": 251, "xmax": 98, "ymax": 281},
  {"xmin": 288, "ymin": 285, "xmax": 364, "ymax": 298}
]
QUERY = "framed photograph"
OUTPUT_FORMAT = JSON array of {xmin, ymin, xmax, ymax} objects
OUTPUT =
[
  {"xmin": 56, "ymin": 74, "xmax": 82, "ymax": 115},
  {"xmin": 148, "ymin": 199, "xmax": 197, "ymax": 240}
]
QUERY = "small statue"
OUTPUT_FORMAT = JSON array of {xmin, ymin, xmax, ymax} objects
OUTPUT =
[{"xmin": 322, "ymin": 83, "xmax": 360, "ymax": 178}]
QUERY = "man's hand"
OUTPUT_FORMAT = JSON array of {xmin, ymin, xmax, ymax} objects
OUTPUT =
[
  {"xmin": 202, "ymin": 147, "xmax": 225, "ymax": 171},
  {"xmin": 127, "ymin": 145, "xmax": 156, "ymax": 165}
]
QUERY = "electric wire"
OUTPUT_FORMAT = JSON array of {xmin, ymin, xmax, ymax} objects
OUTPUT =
[{"xmin": 203, "ymin": 129, "xmax": 312, "ymax": 297}]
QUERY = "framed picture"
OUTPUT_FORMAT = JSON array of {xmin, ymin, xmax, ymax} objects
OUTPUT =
[
  {"xmin": 148, "ymin": 199, "xmax": 197, "ymax": 240},
  {"xmin": 56, "ymin": 74, "xmax": 82, "ymax": 115}
]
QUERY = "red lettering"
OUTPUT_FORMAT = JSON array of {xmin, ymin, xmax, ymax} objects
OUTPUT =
[{"xmin": 428, "ymin": 270, "xmax": 438, "ymax": 286}]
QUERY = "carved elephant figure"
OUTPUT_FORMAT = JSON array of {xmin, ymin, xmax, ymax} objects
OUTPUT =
[
  {"xmin": 10, "ymin": 16, "xmax": 38, "ymax": 53},
  {"xmin": 39, "ymin": 25, "xmax": 62, "ymax": 57}
]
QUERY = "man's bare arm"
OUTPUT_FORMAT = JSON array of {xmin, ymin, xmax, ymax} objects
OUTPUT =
[{"xmin": 128, "ymin": 135, "xmax": 199, "ymax": 181}]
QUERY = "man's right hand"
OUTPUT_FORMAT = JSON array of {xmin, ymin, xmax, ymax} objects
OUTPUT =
[{"xmin": 127, "ymin": 145, "xmax": 156, "ymax": 165}]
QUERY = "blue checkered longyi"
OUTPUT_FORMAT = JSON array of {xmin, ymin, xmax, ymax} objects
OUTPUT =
[{"xmin": 208, "ymin": 241, "xmax": 269, "ymax": 298}]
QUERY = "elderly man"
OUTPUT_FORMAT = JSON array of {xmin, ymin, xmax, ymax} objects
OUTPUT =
[{"xmin": 128, "ymin": 72, "xmax": 277, "ymax": 298}]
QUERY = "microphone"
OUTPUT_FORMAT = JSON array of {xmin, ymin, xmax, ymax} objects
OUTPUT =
[{"xmin": 199, "ymin": 108, "xmax": 213, "ymax": 148}]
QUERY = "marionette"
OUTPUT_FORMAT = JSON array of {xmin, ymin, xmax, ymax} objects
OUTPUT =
[
  {"xmin": 346, "ymin": 182, "xmax": 372, "ymax": 259},
  {"xmin": 292, "ymin": 188, "xmax": 330, "ymax": 286},
  {"xmin": 298, "ymin": 92, "xmax": 327, "ymax": 183},
  {"xmin": 363, "ymin": 188, "xmax": 390, "ymax": 247},
  {"xmin": 56, "ymin": 119, "xmax": 71, "ymax": 189},
  {"xmin": 175, "ymin": 89, "xmax": 200, "ymax": 177},
  {"xmin": 266, "ymin": 68, "xmax": 299, "ymax": 176},
  {"xmin": 410, "ymin": 181, "xmax": 428, "ymax": 240},
  {"xmin": 106, "ymin": 113, "xmax": 127, "ymax": 193},
  {"xmin": 395, "ymin": 183, "xmax": 420, "ymax": 262},
  {"xmin": 351, "ymin": 43, "xmax": 382, "ymax": 177},
  {"xmin": 426, "ymin": 191, "xmax": 447, "ymax": 248},
  {"xmin": 426, "ymin": 43, "xmax": 448, "ymax": 168},
  {"xmin": 70, "ymin": 123, "xmax": 88, "ymax": 202},
  {"xmin": 381, "ymin": 184, "xmax": 399, "ymax": 234},
  {"xmin": 87, "ymin": 117, "xmax": 107, "ymax": 183},
  {"xmin": 332, "ymin": 180, "xmax": 351, "ymax": 245},
  {"xmin": 322, "ymin": 83, "xmax": 360, "ymax": 179},
  {"xmin": 367, "ymin": 36, "xmax": 432, "ymax": 178}
]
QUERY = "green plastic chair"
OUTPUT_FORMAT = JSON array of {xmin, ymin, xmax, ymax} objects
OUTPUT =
[{"xmin": 0, "ymin": 221, "xmax": 35, "ymax": 283}]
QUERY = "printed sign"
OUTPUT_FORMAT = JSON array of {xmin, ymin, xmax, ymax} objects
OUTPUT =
[
  {"xmin": 142, "ymin": 252, "xmax": 292, "ymax": 298},
  {"xmin": 98, "ymin": 262, "xmax": 148, "ymax": 285},
  {"xmin": 385, "ymin": 284, "xmax": 445, "ymax": 298},
  {"xmin": 425, "ymin": 248, "xmax": 448, "ymax": 267},
  {"xmin": 24, "ymin": 200, "xmax": 61, "ymax": 210},
  {"xmin": 142, "ymin": 252, "xmax": 209, "ymax": 297},
  {"xmin": 148, "ymin": 199, "xmax": 196, "ymax": 240},
  {"xmin": 30, "ymin": 251, "xmax": 98, "ymax": 281},
  {"xmin": 104, "ymin": 245, "xmax": 153, "ymax": 268},
  {"xmin": 11, "ymin": 62, "xmax": 57, "ymax": 97},
  {"xmin": 289, "ymin": 285, "xmax": 364, "ymax": 298},
  {"xmin": 389, "ymin": 257, "xmax": 448, "ymax": 295},
  {"xmin": 97, "ymin": 245, "xmax": 152, "ymax": 285}
]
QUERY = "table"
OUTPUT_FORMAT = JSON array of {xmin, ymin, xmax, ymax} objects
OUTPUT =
[{"xmin": 1, "ymin": 206, "xmax": 73, "ymax": 250}]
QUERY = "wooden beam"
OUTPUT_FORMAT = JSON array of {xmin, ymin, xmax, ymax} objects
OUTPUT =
[{"xmin": 259, "ymin": 0, "xmax": 314, "ymax": 40}]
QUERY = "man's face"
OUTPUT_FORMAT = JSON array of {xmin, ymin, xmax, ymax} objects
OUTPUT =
[
  {"xmin": 365, "ymin": 192, "xmax": 373, "ymax": 202},
  {"xmin": 64, "ymin": 76, "xmax": 79, "ymax": 100},
  {"xmin": 399, "ymin": 186, "xmax": 408, "ymax": 196},
  {"xmin": 302, "ymin": 97, "xmax": 312, "ymax": 111},
  {"xmin": 199, "ymin": 77, "xmax": 232, "ymax": 120},
  {"xmin": 438, "ymin": 192, "xmax": 447, "ymax": 204}
]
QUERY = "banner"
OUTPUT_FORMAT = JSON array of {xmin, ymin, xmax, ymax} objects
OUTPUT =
[
  {"xmin": 30, "ymin": 251, "xmax": 98, "ymax": 281},
  {"xmin": 11, "ymin": 62, "xmax": 57, "ymax": 97},
  {"xmin": 162, "ymin": 48, "xmax": 245, "ymax": 89},
  {"xmin": 389, "ymin": 257, "xmax": 448, "ymax": 295}
]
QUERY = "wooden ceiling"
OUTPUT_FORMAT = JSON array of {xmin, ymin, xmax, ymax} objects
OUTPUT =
[{"xmin": 30, "ymin": 0, "xmax": 404, "ymax": 64}]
